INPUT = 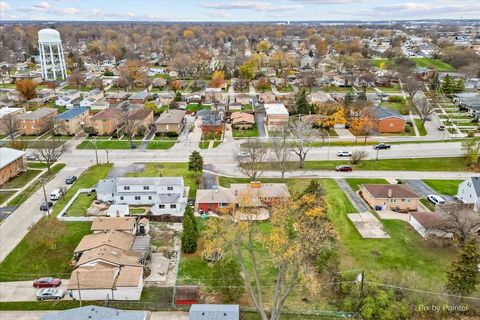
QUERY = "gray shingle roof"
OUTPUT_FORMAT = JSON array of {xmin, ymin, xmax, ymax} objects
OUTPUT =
[
  {"xmin": 372, "ymin": 106, "xmax": 405, "ymax": 120},
  {"xmin": 0, "ymin": 147, "xmax": 25, "ymax": 169},
  {"xmin": 56, "ymin": 107, "xmax": 88, "ymax": 120},
  {"xmin": 470, "ymin": 177, "xmax": 480, "ymax": 196},
  {"xmin": 189, "ymin": 304, "xmax": 239, "ymax": 320},
  {"xmin": 18, "ymin": 107, "xmax": 56, "ymax": 120},
  {"xmin": 40, "ymin": 306, "xmax": 148, "ymax": 320},
  {"xmin": 117, "ymin": 177, "xmax": 183, "ymax": 186}
]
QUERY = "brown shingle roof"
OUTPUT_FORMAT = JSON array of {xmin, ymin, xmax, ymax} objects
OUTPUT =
[
  {"xmin": 76, "ymin": 245, "xmax": 143, "ymax": 268},
  {"xmin": 91, "ymin": 217, "xmax": 136, "ymax": 232},
  {"xmin": 410, "ymin": 212, "xmax": 448, "ymax": 230},
  {"xmin": 362, "ymin": 184, "xmax": 419, "ymax": 199},
  {"xmin": 231, "ymin": 112, "xmax": 254, "ymax": 124},
  {"xmin": 129, "ymin": 108, "xmax": 153, "ymax": 120},
  {"xmin": 90, "ymin": 108, "xmax": 121, "ymax": 120},
  {"xmin": 74, "ymin": 230, "xmax": 134, "ymax": 254},
  {"xmin": 67, "ymin": 263, "xmax": 117, "ymax": 290},
  {"xmin": 116, "ymin": 266, "xmax": 143, "ymax": 287}
]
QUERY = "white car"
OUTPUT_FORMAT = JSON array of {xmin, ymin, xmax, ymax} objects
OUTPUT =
[
  {"xmin": 337, "ymin": 151, "xmax": 352, "ymax": 157},
  {"xmin": 427, "ymin": 194, "xmax": 446, "ymax": 205},
  {"xmin": 36, "ymin": 288, "xmax": 65, "ymax": 301},
  {"xmin": 238, "ymin": 151, "xmax": 249, "ymax": 157}
]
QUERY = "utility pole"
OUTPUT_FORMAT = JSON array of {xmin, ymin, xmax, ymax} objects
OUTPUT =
[
  {"xmin": 76, "ymin": 271, "xmax": 82, "ymax": 307},
  {"xmin": 94, "ymin": 136, "xmax": 99, "ymax": 165},
  {"xmin": 41, "ymin": 179, "xmax": 50, "ymax": 217},
  {"xmin": 375, "ymin": 148, "xmax": 379, "ymax": 161},
  {"xmin": 106, "ymin": 150, "xmax": 109, "ymax": 163}
]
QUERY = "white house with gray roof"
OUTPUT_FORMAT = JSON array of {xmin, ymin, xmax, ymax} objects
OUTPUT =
[
  {"xmin": 96, "ymin": 177, "xmax": 187, "ymax": 217},
  {"xmin": 457, "ymin": 177, "xmax": 480, "ymax": 209}
]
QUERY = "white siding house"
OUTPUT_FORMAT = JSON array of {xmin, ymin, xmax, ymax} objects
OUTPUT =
[{"xmin": 457, "ymin": 177, "xmax": 480, "ymax": 209}]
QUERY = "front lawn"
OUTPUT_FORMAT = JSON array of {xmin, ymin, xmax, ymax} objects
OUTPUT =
[
  {"xmin": 423, "ymin": 179, "xmax": 462, "ymax": 196},
  {"xmin": 411, "ymin": 58, "xmax": 456, "ymax": 72},
  {"xmin": 0, "ymin": 191, "xmax": 15, "ymax": 204},
  {"xmin": 420, "ymin": 198, "xmax": 435, "ymax": 211},
  {"xmin": 127, "ymin": 162, "xmax": 199, "ymax": 198},
  {"xmin": 146, "ymin": 140, "xmax": 176, "ymax": 149},
  {"xmin": 414, "ymin": 119, "xmax": 427, "ymax": 136},
  {"xmin": 346, "ymin": 178, "xmax": 389, "ymax": 191},
  {"xmin": 76, "ymin": 140, "xmax": 138, "ymax": 150},
  {"xmin": 0, "ymin": 222, "xmax": 91, "ymax": 281},
  {"xmin": 65, "ymin": 193, "xmax": 96, "ymax": 217},
  {"xmin": 0, "ymin": 169, "xmax": 42, "ymax": 190},
  {"xmin": 186, "ymin": 103, "xmax": 211, "ymax": 112},
  {"xmin": 232, "ymin": 123, "xmax": 259, "ymax": 138}
]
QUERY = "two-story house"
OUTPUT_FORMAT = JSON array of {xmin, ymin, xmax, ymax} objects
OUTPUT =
[
  {"xmin": 456, "ymin": 177, "xmax": 480, "ymax": 209},
  {"xmin": 96, "ymin": 177, "xmax": 187, "ymax": 217},
  {"xmin": 88, "ymin": 108, "xmax": 123, "ymax": 136},
  {"xmin": 54, "ymin": 107, "xmax": 89, "ymax": 135},
  {"xmin": 17, "ymin": 107, "xmax": 58, "ymax": 135}
]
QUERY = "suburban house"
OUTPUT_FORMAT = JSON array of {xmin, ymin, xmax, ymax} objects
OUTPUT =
[
  {"xmin": 54, "ymin": 107, "xmax": 89, "ymax": 135},
  {"xmin": 409, "ymin": 212, "xmax": 451, "ymax": 238},
  {"xmin": 195, "ymin": 182, "xmax": 290, "ymax": 214},
  {"xmin": 74, "ymin": 230, "xmax": 136, "ymax": 257},
  {"xmin": 231, "ymin": 112, "xmax": 254, "ymax": 130},
  {"xmin": 17, "ymin": 107, "xmax": 58, "ymax": 135},
  {"xmin": 155, "ymin": 109, "xmax": 186, "ymax": 135},
  {"xmin": 456, "ymin": 177, "xmax": 480, "ymax": 208},
  {"xmin": 200, "ymin": 110, "xmax": 224, "ymax": 133},
  {"xmin": 264, "ymin": 103, "xmax": 289, "ymax": 130},
  {"xmin": 128, "ymin": 108, "xmax": 154, "ymax": 137},
  {"xmin": 371, "ymin": 107, "xmax": 406, "ymax": 133},
  {"xmin": 89, "ymin": 108, "xmax": 123, "ymax": 136},
  {"xmin": 189, "ymin": 304, "xmax": 239, "ymax": 320},
  {"xmin": 158, "ymin": 93, "xmax": 174, "ymax": 106},
  {"xmin": 0, "ymin": 107, "xmax": 25, "ymax": 135},
  {"xmin": 27, "ymin": 97, "xmax": 47, "ymax": 108},
  {"xmin": 128, "ymin": 92, "xmax": 149, "ymax": 105},
  {"xmin": 90, "ymin": 99, "xmax": 110, "ymax": 111},
  {"xmin": 258, "ymin": 92, "xmax": 276, "ymax": 104},
  {"xmin": 359, "ymin": 184, "xmax": 420, "ymax": 212},
  {"xmin": 0, "ymin": 147, "xmax": 26, "ymax": 186},
  {"xmin": 106, "ymin": 92, "xmax": 129, "ymax": 105},
  {"xmin": 91, "ymin": 217, "xmax": 137, "ymax": 234},
  {"xmin": 235, "ymin": 94, "xmax": 251, "ymax": 106},
  {"xmin": 453, "ymin": 93, "xmax": 480, "ymax": 119},
  {"xmin": 204, "ymin": 87, "xmax": 223, "ymax": 103},
  {"xmin": 80, "ymin": 89, "xmax": 104, "ymax": 108},
  {"xmin": 55, "ymin": 89, "xmax": 81, "ymax": 108},
  {"xmin": 96, "ymin": 177, "xmax": 188, "ymax": 218},
  {"xmin": 40, "ymin": 306, "xmax": 150, "ymax": 320}
]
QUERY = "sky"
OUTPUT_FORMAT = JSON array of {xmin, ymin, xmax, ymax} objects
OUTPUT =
[{"xmin": 1, "ymin": 0, "xmax": 480, "ymax": 21}]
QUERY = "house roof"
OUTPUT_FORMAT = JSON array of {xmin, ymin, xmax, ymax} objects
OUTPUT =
[
  {"xmin": 40, "ymin": 306, "xmax": 148, "ymax": 320},
  {"xmin": 0, "ymin": 107, "xmax": 23, "ymax": 117},
  {"xmin": 264, "ymin": 103, "xmax": 289, "ymax": 116},
  {"xmin": 128, "ymin": 92, "xmax": 149, "ymax": 100},
  {"xmin": 90, "ymin": 108, "xmax": 122, "ymax": 120},
  {"xmin": 468, "ymin": 177, "xmax": 480, "ymax": 196},
  {"xmin": 155, "ymin": 109, "xmax": 186, "ymax": 124},
  {"xmin": 189, "ymin": 304, "xmax": 239, "ymax": 320},
  {"xmin": 410, "ymin": 212, "xmax": 448, "ymax": 230},
  {"xmin": 55, "ymin": 107, "xmax": 88, "ymax": 121},
  {"xmin": 361, "ymin": 184, "xmax": 419, "ymax": 199},
  {"xmin": 116, "ymin": 177, "xmax": 184, "ymax": 187},
  {"xmin": 18, "ymin": 107, "xmax": 56, "ymax": 120},
  {"xmin": 106, "ymin": 92, "xmax": 129, "ymax": 99},
  {"xmin": 231, "ymin": 112, "xmax": 254, "ymax": 124},
  {"xmin": 371, "ymin": 106, "xmax": 405, "ymax": 120},
  {"xmin": 91, "ymin": 217, "xmax": 136, "ymax": 232},
  {"xmin": 67, "ymin": 263, "xmax": 117, "ymax": 290},
  {"xmin": 116, "ymin": 266, "xmax": 143, "ymax": 287},
  {"xmin": 74, "ymin": 230, "xmax": 134, "ymax": 253},
  {"xmin": 0, "ymin": 147, "xmax": 25, "ymax": 169},
  {"xmin": 76, "ymin": 245, "xmax": 143, "ymax": 268},
  {"xmin": 129, "ymin": 108, "xmax": 152, "ymax": 121},
  {"xmin": 230, "ymin": 183, "xmax": 290, "ymax": 200},
  {"xmin": 196, "ymin": 189, "xmax": 236, "ymax": 204}
]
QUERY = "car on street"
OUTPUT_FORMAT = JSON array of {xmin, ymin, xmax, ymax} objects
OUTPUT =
[
  {"xmin": 335, "ymin": 165, "xmax": 353, "ymax": 172},
  {"xmin": 40, "ymin": 201, "xmax": 53, "ymax": 211},
  {"xmin": 33, "ymin": 277, "xmax": 62, "ymax": 288},
  {"xmin": 237, "ymin": 151, "xmax": 249, "ymax": 157},
  {"xmin": 427, "ymin": 194, "xmax": 446, "ymax": 205},
  {"xmin": 36, "ymin": 288, "xmax": 65, "ymax": 301},
  {"xmin": 25, "ymin": 153, "xmax": 37, "ymax": 160},
  {"xmin": 65, "ymin": 176, "xmax": 77, "ymax": 184},
  {"xmin": 437, "ymin": 125, "xmax": 446, "ymax": 131},
  {"xmin": 373, "ymin": 143, "xmax": 391, "ymax": 150},
  {"xmin": 49, "ymin": 188, "xmax": 64, "ymax": 201},
  {"xmin": 337, "ymin": 151, "xmax": 352, "ymax": 157}
]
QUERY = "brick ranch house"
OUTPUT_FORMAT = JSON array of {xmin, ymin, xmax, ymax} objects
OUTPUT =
[
  {"xmin": 0, "ymin": 147, "xmax": 26, "ymax": 186},
  {"xmin": 359, "ymin": 184, "xmax": 420, "ymax": 212}
]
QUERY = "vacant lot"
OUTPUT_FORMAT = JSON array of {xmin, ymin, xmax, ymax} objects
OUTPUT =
[
  {"xmin": 423, "ymin": 179, "xmax": 462, "ymax": 196},
  {"xmin": 411, "ymin": 58, "xmax": 456, "ymax": 72}
]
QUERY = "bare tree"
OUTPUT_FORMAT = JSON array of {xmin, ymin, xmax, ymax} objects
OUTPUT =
[
  {"xmin": 121, "ymin": 108, "xmax": 141, "ymax": 146},
  {"xmin": 350, "ymin": 150, "xmax": 368, "ymax": 164},
  {"xmin": 288, "ymin": 119, "xmax": 318, "ymax": 169},
  {"xmin": 33, "ymin": 138, "xmax": 67, "ymax": 174},
  {"xmin": 234, "ymin": 138, "xmax": 268, "ymax": 181},
  {"xmin": 0, "ymin": 113, "xmax": 17, "ymax": 143},
  {"xmin": 414, "ymin": 96, "xmax": 434, "ymax": 123},
  {"xmin": 402, "ymin": 76, "xmax": 423, "ymax": 101},
  {"xmin": 270, "ymin": 126, "xmax": 291, "ymax": 180},
  {"xmin": 438, "ymin": 203, "xmax": 480, "ymax": 245}
]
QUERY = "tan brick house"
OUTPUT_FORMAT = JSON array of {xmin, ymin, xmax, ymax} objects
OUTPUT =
[
  {"xmin": 155, "ymin": 109, "xmax": 186, "ymax": 134},
  {"xmin": 128, "ymin": 107, "xmax": 154, "ymax": 137},
  {"xmin": 360, "ymin": 184, "xmax": 420, "ymax": 212},
  {"xmin": 89, "ymin": 108, "xmax": 123, "ymax": 136},
  {"xmin": 54, "ymin": 107, "xmax": 89, "ymax": 136},
  {"xmin": 0, "ymin": 147, "xmax": 26, "ymax": 186},
  {"xmin": 17, "ymin": 107, "xmax": 58, "ymax": 135}
]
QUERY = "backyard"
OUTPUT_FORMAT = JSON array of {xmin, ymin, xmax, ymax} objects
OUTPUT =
[{"xmin": 411, "ymin": 58, "xmax": 456, "ymax": 72}]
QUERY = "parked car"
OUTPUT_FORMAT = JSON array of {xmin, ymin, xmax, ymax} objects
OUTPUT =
[
  {"xmin": 25, "ymin": 153, "xmax": 37, "ymax": 160},
  {"xmin": 36, "ymin": 288, "xmax": 65, "ymax": 301},
  {"xmin": 337, "ymin": 151, "xmax": 352, "ymax": 157},
  {"xmin": 65, "ymin": 176, "xmax": 77, "ymax": 184},
  {"xmin": 40, "ymin": 201, "xmax": 53, "ymax": 211},
  {"xmin": 237, "ymin": 151, "xmax": 249, "ymax": 157},
  {"xmin": 335, "ymin": 165, "xmax": 353, "ymax": 172},
  {"xmin": 427, "ymin": 194, "xmax": 446, "ymax": 205},
  {"xmin": 33, "ymin": 277, "xmax": 61, "ymax": 288},
  {"xmin": 437, "ymin": 125, "xmax": 446, "ymax": 131},
  {"xmin": 49, "ymin": 188, "xmax": 64, "ymax": 201},
  {"xmin": 373, "ymin": 143, "xmax": 391, "ymax": 150}
]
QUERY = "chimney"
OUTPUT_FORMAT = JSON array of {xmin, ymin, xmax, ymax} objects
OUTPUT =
[
  {"xmin": 387, "ymin": 188, "xmax": 393, "ymax": 198},
  {"xmin": 250, "ymin": 181, "xmax": 261, "ymax": 189},
  {"xmin": 116, "ymin": 210, "xmax": 120, "ymax": 217}
]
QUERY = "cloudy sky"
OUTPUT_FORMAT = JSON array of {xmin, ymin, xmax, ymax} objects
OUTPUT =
[{"xmin": 1, "ymin": 0, "xmax": 479, "ymax": 21}]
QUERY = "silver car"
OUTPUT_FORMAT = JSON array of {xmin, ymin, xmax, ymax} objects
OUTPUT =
[{"xmin": 36, "ymin": 288, "xmax": 65, "ymax": 301}]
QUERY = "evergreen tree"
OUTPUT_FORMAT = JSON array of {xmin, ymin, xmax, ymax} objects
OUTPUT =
[
  {"xmin": 429, "ymin": 72, "xmax": 440, "ymax": 91},
  {"xmin": 188, "ymin": 151, "xmax": 204, "ymax": 173},
  {"xmin": 344, "ymin": 91, "xmax": 354, "ymax": 107},
  {"xmin": 294, "ymin": 89, "xmax": 312, "ymax": 115},
  {"xmin": 212, "ymin": 258, "xmax": 244, "ymax": 303},
  {"xmin": 441, "ymin": 74, "xmax": 454, "ymax": 94},
  {"xmin": 181, "ymin": 215, "xmax": 198, "ymax": 253},
  {"xmin": 184, "ymin": 205, "xmax": 198, "ymax": 234},
  {"xmin": 454, "ymin": 78, "xmax": 465, "ymax": 94},
  {"xmin": 446, "ymin": 240, "xmax": 480, "ymax": 296}
]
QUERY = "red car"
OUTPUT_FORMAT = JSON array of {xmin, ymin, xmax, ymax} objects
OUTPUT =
[
  {"xmin": 33, "ymin": 277, "xmax": 61, "ymax": 288},
  {"xmin": 335, "ymin": 165, "xmax": 353, "ymax": 172}
]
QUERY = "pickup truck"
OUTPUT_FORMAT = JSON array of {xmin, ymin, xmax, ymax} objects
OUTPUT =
[{"xmin": 373, "ymin": 143, "xmax": 391, "ymax": 150}]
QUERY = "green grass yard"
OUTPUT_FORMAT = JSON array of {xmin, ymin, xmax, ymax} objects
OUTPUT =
[
  {"xmin": 423, "ymin": 179, "xmax": 462, "ymax": 196},
  {"xmin": 232, "ymin": 123, "xmax": 259, "ymax": 138},
  {"xmin": 0, "ymin": 170, "xmax": 42, "ymax": 190},
  {"xmin": 186, "ymin": 103, "xmax": 211, "ymax": 112},
  {"xmin": 346, "ymin": 178, "xmax": 389, "ymax": 191},
  {"xmin": 414, "ymin": 119, "xmax": 428, "ymax": 136},
  {"xmin": 65, "ymin": 193, "xmax": 96, "ymax": 217},
  {"xmin": 0, "ymin": 191, "xmax": 15, "ymax": 204},
  {"xmin": 76, "ymin": 140, "xmax": 137, "ymax": 150},
  {"xmin": 411, "ymin": 58, "xmax": 456, "ymax": 72},
  {"xmin": 146, "ymin": 140, "xmax": 176, "ymax": 149}
]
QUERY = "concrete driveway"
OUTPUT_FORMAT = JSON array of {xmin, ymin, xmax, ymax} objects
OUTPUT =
[
  {"xmin": 0, "ymin": 280, "xmax": 70, "ymax": 302},
  {"xmin": 336, "ymin": 179, "xmax": 370, "ymax": 212},
  {"xmin": 404, "ymin": 179, "xmax": 453, "ymax": 201}
]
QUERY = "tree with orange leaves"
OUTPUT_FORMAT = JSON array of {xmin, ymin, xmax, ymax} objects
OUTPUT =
[
  {"xmin": 170, "ymin": 79, "xmax": 182, "ymax": 93},
  {"xmin": 350, "ymin": 108, "xmax": 375, "ymax": 143},
  {"xmin": 16, "ymin": 79, "xmax": 38, "ymax": 100},
  {"xmin": 208, "ymin": 70, "xmax": 225, "ymax": 88}
]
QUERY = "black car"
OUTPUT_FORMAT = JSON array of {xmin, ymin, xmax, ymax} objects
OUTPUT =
[
  {"xmin": 65, "ymin": 176, "xmax": 77, "ymax": 184},
  {"xmin": 40, "ymin": 201, "xmax": 53, "ymax": 211},
  {"xmin": 373, "ymin": 143, "xmax": 391, "ymax": 150}
]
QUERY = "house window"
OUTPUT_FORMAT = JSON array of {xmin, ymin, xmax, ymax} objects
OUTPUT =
[
  {"xmin": 148, "ymin": 196, "xmax": 152, "ymax": 200},
  {"xmin": 390, "ymin": 199, "xmax": 396, "ymax": 203},
  {"xmin": 143, "ymin": 186, "xmax": 149, "ymax": 190},
  {"xmin": 159, "ymin": 204, "xmax": 165, "ymax": 209},
  {"xmin": 170, "ymin": 204, "xmax": 177, "ymax": 209},
  {"xmin": 167, "ymin": 186, "xmax": 173, "ymax": 191},
  {"xmin": 120, "ymin": 196, "xmax": 124, "ymax": 200},
  {"xmin": 134, "ymin": 196, "xmax": 141, "ymax": 200},
  {"xmin": 124, "ymin": 186, "xmax": 130, "ymax": 191}
]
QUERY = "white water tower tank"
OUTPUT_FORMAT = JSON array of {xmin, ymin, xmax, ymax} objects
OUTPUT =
[{"xmin": 38, "ymin": 28, "xmax": 67, "ymax": 81}]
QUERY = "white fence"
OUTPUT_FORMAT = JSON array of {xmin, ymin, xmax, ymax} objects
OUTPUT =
[{"xmin": 57, "ymin": 188, "xmax": 96, "ymax": 222}]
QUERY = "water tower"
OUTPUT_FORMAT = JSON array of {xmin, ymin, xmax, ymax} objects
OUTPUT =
[{"xmin": 38, "ymin": 28, "xmax": 67, "ymax": 81}]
